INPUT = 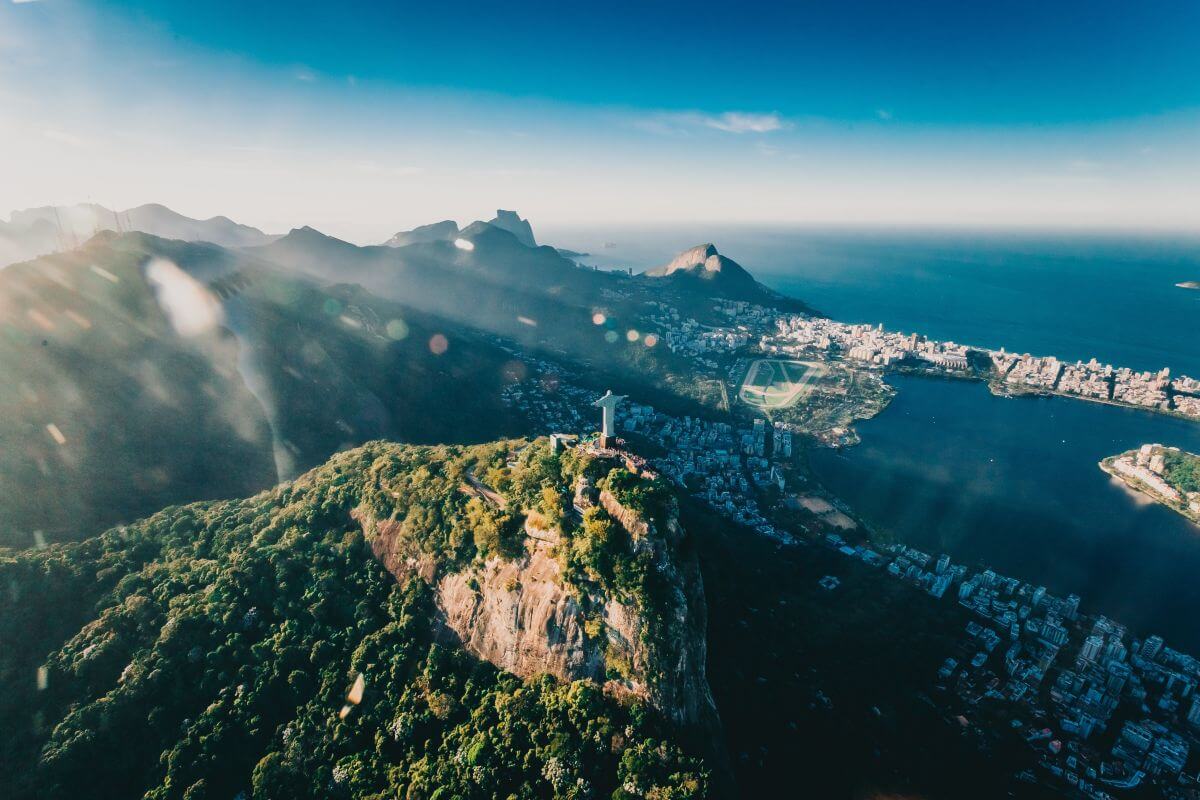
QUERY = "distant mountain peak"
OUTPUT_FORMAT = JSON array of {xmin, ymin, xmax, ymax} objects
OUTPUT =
[
  {"xmin": 384, "ymin": 219, "xmax": 460, "ymax": 247},
  {"xmin": 646, "ymin": 243, "xmax": 750, "ymax": 281},
  {"xmin": 487, "ymin": 209, "xmax": 536, "ymax": 247},
  {"xmin": 641, "ymin": 242, "xmax": 813, "ymax": 313}
]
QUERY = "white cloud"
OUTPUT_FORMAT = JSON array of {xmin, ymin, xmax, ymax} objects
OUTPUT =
[
  {"xmin": 632, "ymin": 110, "xmax": 787, "ymax": 136},
  {"xmin": 876, "ymin": 109, "xmax": 893, "ymax": 121},
  {"xmin": 701, "ymin": 111, "xmax": 786, "ymax": 134}
]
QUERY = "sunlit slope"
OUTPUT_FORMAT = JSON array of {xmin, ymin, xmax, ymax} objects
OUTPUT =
[
  {"xmin": 0, "ymin": 232, "xmax": 520, "ymax": 547},
  {"xmin": 0, "ymin": 234, "xmax": 276, "ymax": 546}
]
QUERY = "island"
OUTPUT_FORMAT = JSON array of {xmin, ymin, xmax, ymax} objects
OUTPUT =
[{"xmin": 1101, "ymin": 443, "xmax": 1200, "ymax": 525}]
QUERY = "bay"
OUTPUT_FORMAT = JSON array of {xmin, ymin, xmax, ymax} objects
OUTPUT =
[{"xmin": 811, "ymin": 374, "xmax": 1200, "ymax": 649}]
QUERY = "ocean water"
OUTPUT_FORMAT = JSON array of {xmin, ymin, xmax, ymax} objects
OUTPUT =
[
  {"xmin": 544, "ymin": 225, "xmax": 1200, "ymax": 647},
  {"xmin": 543, "ymin": 226, "xmax": 1200, "ymax": 377}
]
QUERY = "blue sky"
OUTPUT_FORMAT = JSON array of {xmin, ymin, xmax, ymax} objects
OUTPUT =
[{"xmin": 2, "ymin": 0, "xmax": 1198, "ymax": 239}]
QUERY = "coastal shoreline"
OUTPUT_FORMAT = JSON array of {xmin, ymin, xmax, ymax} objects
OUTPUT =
[
  {"xmin": 1099, "ymin": 450, "xmax": 1200, "ymax": 527},
  {"xmin": 987, "ymin": 379, "xmax": 1200, "ymax": 421}
]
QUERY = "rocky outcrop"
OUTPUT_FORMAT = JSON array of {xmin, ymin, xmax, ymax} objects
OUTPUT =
[
  {"xmin": 436, "ymin": 528, "xmax": 603, "ymax": 681},
  {"xmin": 487, "ymin": 209, "xmax": 537, "ymax": 247},
  {"xmin": 645, "ymin": 243, "xmax": 754, "ymax": 285},
  {"xmin": 641, "ymin": 241, "xmax": 816, "ymax": 316},
  {"xmin": 358, "ymin": 490, "xmax": 716, "ymax": 727},
  {"xmin": 649, "ymin": 243, "xmax": 720, "ymax": 276}
]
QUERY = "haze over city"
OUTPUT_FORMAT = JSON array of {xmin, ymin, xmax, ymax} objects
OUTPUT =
[{"xmin": 3, "ymin": 0, "xmax": 1199, "ymax": 242}]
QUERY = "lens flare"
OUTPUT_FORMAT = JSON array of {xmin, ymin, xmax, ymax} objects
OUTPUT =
[
  {"xmin": 145, "ymin": 258, "xmax": 223, "ymax": 337},
  {"xmin": 386, "ymin": 319, "xmax": 409, "ymax": 340}
]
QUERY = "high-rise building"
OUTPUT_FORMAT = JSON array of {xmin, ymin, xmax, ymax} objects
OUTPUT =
[
  {"xmin": 1080, "ymin": 634, "xmax": 1104, "ymax": 663},
  {"xmin": 1064, "ymin": 594, "xmax": 1081, "ymax": 620},
  {"xmin": 1043, "ymin": 622, "xmax": 1069, "ymax": 647},
  {"xmin": 1107, "ymin": 661, "xmax": 1132, "ymax": 695},
  {"xmin": 1141, "ymin": 635, "xmax": 1164, "ymax": 661}
]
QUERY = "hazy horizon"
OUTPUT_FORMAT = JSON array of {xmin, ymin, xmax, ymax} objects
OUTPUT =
[
  {"xmin": 3, "ymin": 0, "xmax": 1198, "ymax": 242},
  {"xmin": 8, "ymin": 202, "xmax": 1200, "ymax": 252}
]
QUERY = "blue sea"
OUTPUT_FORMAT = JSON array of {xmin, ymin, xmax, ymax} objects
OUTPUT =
[
  {"xmin": 545, "ymin": 225, "xmax": 1200, "ymax": 377},
  {"xmin": 548, "ymin": 225, "xmax": 1200, "ymax": 648}
]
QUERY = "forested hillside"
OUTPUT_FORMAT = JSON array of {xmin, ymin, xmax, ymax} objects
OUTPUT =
[{"xmin": 0, "ymin": 440, "xmax": 711, "ymax": 800}]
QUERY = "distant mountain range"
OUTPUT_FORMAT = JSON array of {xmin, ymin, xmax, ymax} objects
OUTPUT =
[
  {"xmin": 382, "ymin": 209, "xmax": 536, "ymax": 248},
  {"xmin": 383, "ymin": 219, "xmax": 459, "ymax": 247},
  {"xmin": 0, "ymin": 203, "xmax": 278, "ymax": 267},
  {"xmin": 0, "ymin": 202, "xmax": 809, "ymax": 546}
]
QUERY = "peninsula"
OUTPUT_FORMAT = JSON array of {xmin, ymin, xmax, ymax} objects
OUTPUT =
[{"xmin": 1101, "ymin": 444, "xmax": 1200, "ymax": 525}]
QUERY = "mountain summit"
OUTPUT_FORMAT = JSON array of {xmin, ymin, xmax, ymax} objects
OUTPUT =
[
  {"xmin": 382, "ymin": 211, "xmax": 537, "ymax": 249},
  {"xmin": 643, "ymin": 243, "xmax": 813, "ymax": 314},
  {"xmin": 647, "ymin": 243, "xmax": 752, "ymax": 281},
  {"xmin": 487, "ymin": 209, "xmax": 537, "ymax": 247}
]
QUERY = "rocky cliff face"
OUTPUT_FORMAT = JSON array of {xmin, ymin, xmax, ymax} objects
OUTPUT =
[
  {"xmin": 487, "ymin": 209, "xmax": 537, "ymax": 247},
  {"xmin": 358, "ymin": 475, "xmax": 716, "ymax": 727},
  {"xmin": 651, "ymin": 243, "xmax": 720, "ymax": 276},
  {"xmin": 645, "ymin": 243, "xmax": 754, "ymax": 286}
]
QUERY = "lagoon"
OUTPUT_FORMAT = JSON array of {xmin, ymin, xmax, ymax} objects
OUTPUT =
[{"xmin": 810, "ymin": 374, "xmax": 1200, "ymax": 650}]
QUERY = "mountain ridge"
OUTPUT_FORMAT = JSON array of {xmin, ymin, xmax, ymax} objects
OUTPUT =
[{"xmin": 0, "ymin": 202, "xmax": 279, "ymax": 268}]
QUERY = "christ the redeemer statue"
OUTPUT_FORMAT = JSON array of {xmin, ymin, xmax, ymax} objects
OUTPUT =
[{"xmin": 594, "ymin": 390, "xmax": 626, "ymax": 439}]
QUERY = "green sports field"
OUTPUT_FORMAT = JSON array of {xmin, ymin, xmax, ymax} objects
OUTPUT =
[{"xmin": 739, "ymin": 359, "xmax": 827, "ymax": 409}]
